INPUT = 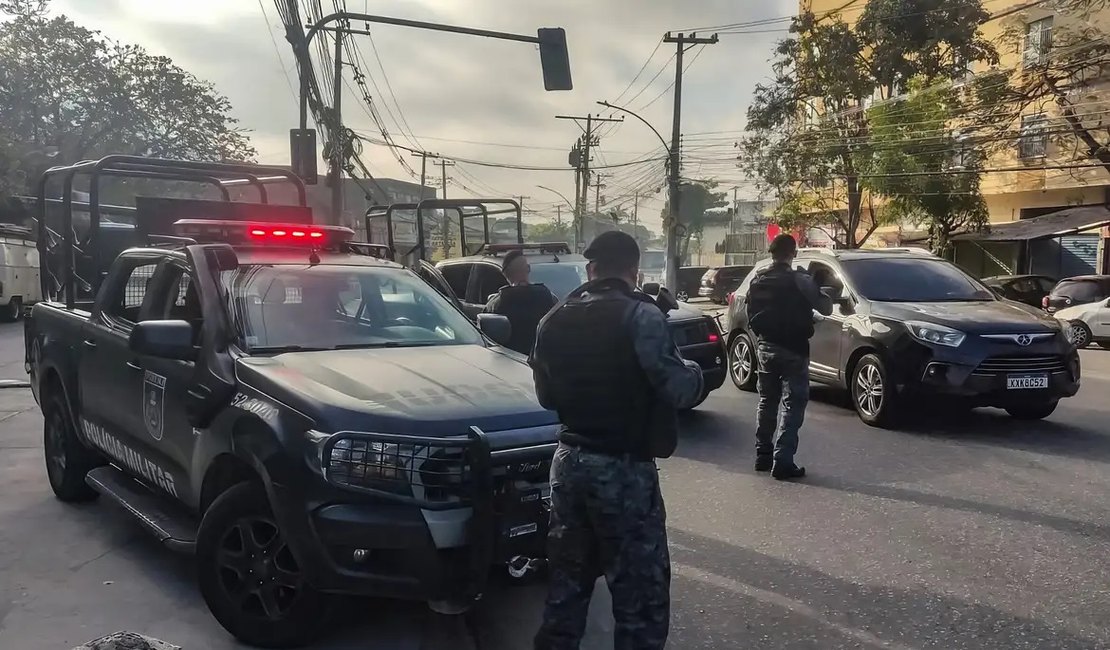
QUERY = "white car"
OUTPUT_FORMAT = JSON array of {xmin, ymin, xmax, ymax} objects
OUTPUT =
[{"xmin": 1055, "ymin": 299, "xmax": 1110, "ymax": 349}]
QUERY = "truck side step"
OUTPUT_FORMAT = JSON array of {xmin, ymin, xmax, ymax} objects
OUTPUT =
[{"xmin": 86, "ymin": 465, "xmax": 198, "ymax": 554}]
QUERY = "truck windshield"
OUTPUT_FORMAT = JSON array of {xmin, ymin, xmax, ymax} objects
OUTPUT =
[
  {"xmin": 222, "ymin": 264, "xmax": 482, "ymax": 352},
  {"xmin": 530, "ymin": 261, "xmax": 588, "ymax": 298},
  {"xmin": 641, "ymin": 251, "xmax": 665, "ymax": 271}
]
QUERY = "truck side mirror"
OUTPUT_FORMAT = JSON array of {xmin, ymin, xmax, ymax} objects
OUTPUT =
[
  {"xmin": 129, "ymin": 320, "xmax": 196, "ymax": 361},
  {"xmin": 477, "ymin": 313, "xmax": 512, "ymax": 347}
]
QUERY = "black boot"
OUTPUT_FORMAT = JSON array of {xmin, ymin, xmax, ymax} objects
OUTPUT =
[
  {"xmin": 754, "ymin": 456, "xmax": 773, "ymax": 472},
  {"xmin": 771, "ymin": 463, "xmax": 805, "ymax": 481}
]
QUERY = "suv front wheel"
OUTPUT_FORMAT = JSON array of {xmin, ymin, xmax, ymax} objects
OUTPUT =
[{"xmin": 851, "ymin": 354, "xmax": 898, "ymax": 427}]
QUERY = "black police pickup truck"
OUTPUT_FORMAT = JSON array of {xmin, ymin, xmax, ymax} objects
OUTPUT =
[
  {"xmin": 27, "ymin": 218, "xmax": 561, "ymax": 646},
  {"xmin": 725, "ymin": 248, "xmax": 1080, "ymax": 426}
]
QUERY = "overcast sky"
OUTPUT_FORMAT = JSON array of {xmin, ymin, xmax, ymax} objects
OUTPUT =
[{"xmin": 52, "ymin": 0, "xmax": 795, "ymax": 232}]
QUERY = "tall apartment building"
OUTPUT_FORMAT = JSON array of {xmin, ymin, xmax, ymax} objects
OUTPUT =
[{"xmin": 797, "ymin": 0, "xmax": 1110, "ymax": 277}]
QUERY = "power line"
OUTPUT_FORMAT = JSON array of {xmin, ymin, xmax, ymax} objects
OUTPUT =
[{"xmin": 257, "ymin": 0, "xmax": 298, "ymax": 99}]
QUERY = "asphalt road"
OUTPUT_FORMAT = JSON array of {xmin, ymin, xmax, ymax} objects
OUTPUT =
[{"xmin": 3, "ymin": 318, "xmax": 1110, "ymax": 649}]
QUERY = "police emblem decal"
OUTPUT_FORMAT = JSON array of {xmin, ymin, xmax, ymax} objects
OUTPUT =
[{"xmin": 143, "ymin": 370, "xmax": 167, "ymax": 441}]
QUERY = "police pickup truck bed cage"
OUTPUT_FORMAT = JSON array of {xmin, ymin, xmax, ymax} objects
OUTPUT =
[
  {"xmin": 481, "ymin": 242, "xmax": 572, "ymax": 256},
  {"xmin": 365, "ymin": 198, "xmax": 524, "ymax": 264},
  {"xmin": 35, "ymin": 155, "xmax": 310, "ymax": 308}
]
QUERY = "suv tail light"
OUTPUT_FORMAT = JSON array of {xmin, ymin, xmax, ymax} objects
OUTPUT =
[
  {"xmin": 1042, "ymin": 296, "xmax": 1050, "ymax": 309},
  {"xmin": 726, "ymin": 291, "xmax": 734, "ymax": 305}
]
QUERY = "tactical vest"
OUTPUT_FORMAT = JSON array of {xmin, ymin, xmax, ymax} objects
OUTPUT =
[
  {"xmin": 746, "ymin": 264, "xmax": 814, "ymax": 356},
  {"xmin": 490, "ymin": 284, "xmax": 556, "ymax": 355},
  {"xmin": 534, "ymin": 280, "xmax": 672, "ymax": 459}
]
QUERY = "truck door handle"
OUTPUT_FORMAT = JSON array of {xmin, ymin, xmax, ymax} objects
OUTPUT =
[
  {"xmin": 125, "ymin": 360, "xmax": 142, "ymax": 371},
  {"xmin": 83, "ymin": 339, "xmax": 97, "ymax": 348}
]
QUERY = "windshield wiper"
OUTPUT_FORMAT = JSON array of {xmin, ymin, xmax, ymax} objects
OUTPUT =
[
  {"xmin": 332, "ymin": 341, "xmax": 443, "ymax": 350},
  {"xmin": 249, "ymin": 345, "xmax": 332, "ymax": 353}
]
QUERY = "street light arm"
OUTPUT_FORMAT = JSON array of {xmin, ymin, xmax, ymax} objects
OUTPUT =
[
  {"xmin": 536, "ymin": 185, "xmax": 575, "ymax": 211},
  {"xmin": 597, "ymin": 100, "xmax": 669, "ymax": 154}
]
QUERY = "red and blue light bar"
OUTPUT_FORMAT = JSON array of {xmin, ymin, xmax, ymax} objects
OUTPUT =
[{"xmin": 172, "ymin": 219, "xmax": 355, "ymax": 246}]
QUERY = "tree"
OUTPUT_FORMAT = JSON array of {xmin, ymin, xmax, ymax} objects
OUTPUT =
[
  {"xmin": 867, "ymin": 82, "xmax": 989, "ymax": 255},
  {"xmin": 661, "ymin": 180, "xmax": 728, "ymax": 261},
  {"xmin": 960, "ymin": 0, "xmax": 1110, "ymax": 180},
  {"xmin": 528, "ymin": 219, "xmax": 574, "ymax": 243},
  {"xmin": 0, "ymin": 0, "xmax": 256, "ymax": 199},
  {"xmin": 740, "ymin": 0, "xmax": 997, "ymax": 248}
]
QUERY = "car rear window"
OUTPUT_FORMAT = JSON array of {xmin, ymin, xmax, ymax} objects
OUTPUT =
[
  {"xmin": 530, "ymin": 261, "xmax": 588, "ymax": 299},
  {"xmin": 1051, "ymin": 279, "xmax": 1110, "ymax": 303}
]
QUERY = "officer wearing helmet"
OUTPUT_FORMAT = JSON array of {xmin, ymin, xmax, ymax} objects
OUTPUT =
[{"xmin": 530, "ymin": 230, "xmax": 703, "ymax": 650}]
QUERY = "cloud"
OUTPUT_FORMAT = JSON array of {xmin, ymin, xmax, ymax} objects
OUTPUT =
[{"xmin": 51, "ymin": 0, "xmax": 795, "ymax": 229}]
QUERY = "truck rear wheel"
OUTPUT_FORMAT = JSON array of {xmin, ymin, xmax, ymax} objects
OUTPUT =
[
  {"xmin": 43, "ymin": 389, "xmax": 99, "ymax": 502},
  {"xmin": 197, "ymin": 482, "xmax": 328, "ymax": 648}
]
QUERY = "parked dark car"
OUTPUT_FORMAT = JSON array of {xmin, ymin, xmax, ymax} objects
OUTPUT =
[
  {"xmin": 699, "ymin": 265, "xmax": 754, "ymax": 304},
  {"xmin": 981, "ymin": 275, "xmax": 1057, "ymax": 308},
  {"xmin": 724, "ymin": 249, "xmax": 1079, "ymax": 427},
  {"xmin": 1043, "ymin": 275, "xmax": 1110, "ymax": 314},
  {"xmin": 675, "ymin": 266, "xmax": 708, "ymax": 302}
]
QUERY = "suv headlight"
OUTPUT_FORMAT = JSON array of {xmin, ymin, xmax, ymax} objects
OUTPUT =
[{"xmin": 906, "ymin": 321, "xmax": 966, "ymax": 348}]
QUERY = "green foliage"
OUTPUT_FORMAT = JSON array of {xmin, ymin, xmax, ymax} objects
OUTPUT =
[
  {"xmin": 741, "ymin": 0, "xmax": 996, "ymax": 248},
  {"xmin": 867, "ymin": 82, "xmax": 988, "ymax": 255},
  {"xmin": 660, "ymin": 180, "xmax": 728, "ymax": 259},
  {"xmin": 0, "ymin": 0, "xmax": 256, "ymax": 199}
]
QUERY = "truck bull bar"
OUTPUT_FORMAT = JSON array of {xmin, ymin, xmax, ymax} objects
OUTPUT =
[{"xmin": 320, "ymin": 426, "xmax": 555, "ymax": 600}]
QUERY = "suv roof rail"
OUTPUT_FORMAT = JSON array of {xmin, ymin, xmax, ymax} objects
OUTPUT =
[
  {"xmin": 482, "ymin": 242, "xmax": 571, "ymax": 256},
  {"xmin": 798, "ymin": 246, "xmax": 937, "ymax": 257}
]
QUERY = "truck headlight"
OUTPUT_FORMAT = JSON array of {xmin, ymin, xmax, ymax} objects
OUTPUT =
[
  {"xmin": 905, "ymin": 321, "xmax": 965, "ymax": 348},
  {"xmin": 329, "ymin": 438, "xmax": 410, "ymax": 482}
]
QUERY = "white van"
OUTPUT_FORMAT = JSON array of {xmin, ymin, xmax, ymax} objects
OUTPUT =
[{"xmin": 0, "ymin": 224, "xmax": 41, "ymax": 321}]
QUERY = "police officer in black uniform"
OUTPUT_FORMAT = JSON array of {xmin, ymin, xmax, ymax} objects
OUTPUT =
[
  {"xmin": 530, "ymin": 231, "xmax": 704, "ymax": 650},
  {"xmin": 484, "ymin": 249, "xmax": 559, "ymax": 354},
  {"xmin": 744, "ymin": 234, "xmax": 832, "ymax": 480}
]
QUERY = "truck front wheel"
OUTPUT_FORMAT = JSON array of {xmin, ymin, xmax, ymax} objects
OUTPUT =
[
  {"xmin": 197, "ymin": 482, "xmax": 328, "ymax": 648},
  {"xmin": 43, "ymin": 389, "xmax": 99, "ymax": 502},
  {"xmin": 1, "ymin": 297, "xmax": 21, "ymax": 322}
]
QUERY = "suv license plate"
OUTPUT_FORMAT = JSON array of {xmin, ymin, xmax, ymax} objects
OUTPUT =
[{"xmin": 1007, "ymin": 374, "xmax": 1048, "ymax": 390}]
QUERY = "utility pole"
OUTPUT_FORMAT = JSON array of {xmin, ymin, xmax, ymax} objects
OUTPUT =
[
  {"xmin": 557, "ymin": 113, "xmax": 621, "ymax": 249},
  {"xmin": 330, "ymin": 25, "xmax": 347, "ymax": 224},
  {"xmin": 438, "ymin": 159, "xmax": 455, "ymax": 257},
  {"xmin": 411, "ymin": 151, "xmax": 432, "ymax": 200},
  {"xmin": 555, "ymin": 204, "xmax": 563, "ymax": 227},
  {"xmin": 592, "ymin": 174, "xmax": 606, "ymax": 213},
  {"xmin": 662, "ymin": 31, "xmax": 717, "ymax": 290},
  {"xmin": 633, "ymin": 191, "xmax": 640, "ymax": 242}
]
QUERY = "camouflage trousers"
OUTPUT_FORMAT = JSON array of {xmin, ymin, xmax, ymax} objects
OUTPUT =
[{"xmin": 534, "ymin": 443, "xmax": 670, "ymax": 650}]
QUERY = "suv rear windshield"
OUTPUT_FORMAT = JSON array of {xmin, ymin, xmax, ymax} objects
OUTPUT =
[
  {"xmin": 841, "ymin": 258, "xmax": 995, "ymax": 302},
  {"xmin": 1050, "ymin": 279, "xmax": 1110, "ymax": 303},
  {"xmin": 222, "ymin": 264, "xmax": 481, "ymax": 352},
  {"xmin": 530, "ymin": 261, "xmax": 588, "ymax": 299}
]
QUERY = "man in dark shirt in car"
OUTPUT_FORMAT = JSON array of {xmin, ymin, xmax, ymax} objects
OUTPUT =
[
  {"xmin": 745, "ymin": 234, "xmax": 833, "ymax": 480},
  {"xmin": 484, "ymin": 249, "xmax": 559, "ymax": 354}
]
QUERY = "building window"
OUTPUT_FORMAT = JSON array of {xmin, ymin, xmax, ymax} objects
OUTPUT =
[
  {"xmin": 1018, "ymin": 113, "xmax": 1048, "ymax": 159},
  {"xmin": 948, "ymin": 130, "xmax": 970, "ymax": 169},
  {"xmin": 1023, "ymin": 17, "xmax": 1053, "ymax": 68}
]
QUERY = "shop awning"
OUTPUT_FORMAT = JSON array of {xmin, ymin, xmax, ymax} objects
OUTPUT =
[{"xmin": 952, "ymin": 205, "xmax": 1110, "ymax": 242}]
